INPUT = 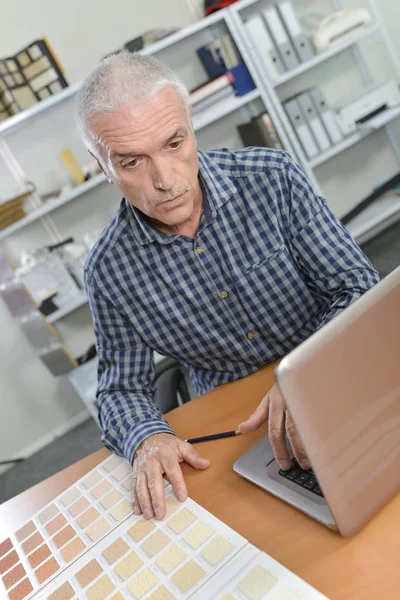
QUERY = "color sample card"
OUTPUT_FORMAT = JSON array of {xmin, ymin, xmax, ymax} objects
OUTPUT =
[
  {"xmin": 38, "ymin": 490, "xmax": 248, "ymax": 600},
  {"xmin": 0, "ymin": 454, "xmax": 133, "ymax": 600},
  {"xmin": 0, "ymin": 454, "xmax": 330, "ymax": 600}
]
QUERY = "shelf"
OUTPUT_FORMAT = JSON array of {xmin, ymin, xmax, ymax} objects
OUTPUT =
[
  {"xmin": 272, "ymin": 24, "xmax": 379, "ymax": 87},
  {"xmin": 0, "ymin": 83, "xmax": 82, "ymax": 138},
  {"xmin": 309, "ymin": 105, "xmax": 400, "ymax": 168},
  {"xmin": 0, "ymin": 173, "xmax": 106, "ymax": 241},
  {"xmin": 47, "ymin": 292, "xmax": 88, "ymax": 323},
  {"xmin": 193, "ymin": 89, "xmax": 260, "ymax": 131},
  {"xmin": 346, "ymin": 193, "xmax": 400, "ymax": 241}
]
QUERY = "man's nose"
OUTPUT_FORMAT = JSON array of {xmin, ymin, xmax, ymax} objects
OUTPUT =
[{"xmin": 152, "ymin": 159, "xmax": 176, "ymax": 191}]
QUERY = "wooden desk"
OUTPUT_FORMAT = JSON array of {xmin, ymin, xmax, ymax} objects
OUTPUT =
[{"xmin": 1, "ymin": 364, "xmax": 399, "ymax": 599}]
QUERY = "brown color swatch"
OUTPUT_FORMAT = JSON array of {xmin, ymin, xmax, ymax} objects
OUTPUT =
[
  {"xmin": 127, "ymin": 518, "xmax": 155, "ymax": 542},
  {"xmin": 76, "ymin": 559, "xmax": 102, "ymax": 588},
  {"xmin": 60, "ymin": 537, "xmax": 85, "ymax": 562},
  {"xmin": 53, "ymin": 525, "xmax": 75, "ymax": 549},
  {"xmin": 2, "ymin": 563, "xmax": 25, "ymax": 589},
  {"xmin": 8, "ymin": 577, "xmax": 33, "ymax": 600},
  {"xmin": 68, "ymin": 496, "xmax": 90, "ymax": 517},
  {"xmin": 48, "ymin": 581, "xmax": 75, "ymax": 600},
  {"xmin": 76, "ymin": 507, "xmax": 100, "ymax": 529},
  {"xmin": 46, "ymin": 514, "xmax": 67, "ymax": 536},
  {"xmin": 22, "ymin": 531, "xmax": 44, "ymax": 555},
  {"xmin": 0, "ymin": 538, "xmax": 12, "ymax": 558},
  {"xmin": 102, "ymin": 538, "xmax": 129, "ymax": 565},
  {"xmin": 15, "ymin": 521, "xmax": 35, "ymax": 542},
  {"xmin": 35, "ymin": 557, "xmax": 59, "ymax": 583},
  {"xmin": 28, "ymin": 544, "xmax": 51, "ymax": 568},
  {"xmin": 0, "ymin": 550, "xmax": 19, "ymax": 574}
]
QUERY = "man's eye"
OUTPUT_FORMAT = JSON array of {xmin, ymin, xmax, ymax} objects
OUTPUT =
[
  {"xmin": 124, "ymin": 158, "xmax": 138, "ymax": 168},
  {"xmin": 169, "ymin": 140, "xmax": 182, "ymax": 149}
]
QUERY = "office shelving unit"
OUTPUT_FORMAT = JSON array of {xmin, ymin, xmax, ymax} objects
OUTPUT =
[{"xmin": 1, "ymin": 0, "xmax": 399, "ymax": 415}]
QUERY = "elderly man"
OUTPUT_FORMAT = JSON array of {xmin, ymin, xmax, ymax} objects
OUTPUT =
[{"xmin": 77, "ymin": 52, "xmax": 379, "ymax": 521}]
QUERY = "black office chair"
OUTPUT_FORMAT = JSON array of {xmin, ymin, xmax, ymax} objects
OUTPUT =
[{"xmin": 154, "ymin": 358, "xmax": 196, "ymax": 414}]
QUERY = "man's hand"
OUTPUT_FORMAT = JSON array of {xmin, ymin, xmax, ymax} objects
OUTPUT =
[
  {"xmin": 132, "ymin": 433, "xmax": 210, "ymax": 520},
  {"xmin": 238, "ymin": 383, "xmax": 311, "ymax": 471}
]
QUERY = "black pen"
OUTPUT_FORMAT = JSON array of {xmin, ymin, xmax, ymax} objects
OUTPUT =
[{"xmin": 185, "ymin": 429, "xmax": 241, "ymax": 444}]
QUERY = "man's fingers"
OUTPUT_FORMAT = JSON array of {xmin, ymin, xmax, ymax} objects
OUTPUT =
[
  {"xmin": 268, "ymin": 393, "xmax": 291, "ymax": 470},
  {"xmin": 161, "ymin": 457, "xmax": 188, "ymax": 503},
  {"xmin": 238, "ymin": 394, "xmax": 270, "ymax": 433},
  {"xmin": 145, "ymin": 461, "xmax": 167, "ymax": 520},
  {"xmin": 180, "ymin": 443, "xmax": 210, "ymax": 470},
  {"xmin": 131, "ymin": 477, "xmax": 142, "ymax": 515},
  {"xmin": 285, "ymin": 412, "xmax": 311, "ymax": 470},
  {"xmin": 136, "ymin": 470, "xmax": 154, "ymax": 520}
]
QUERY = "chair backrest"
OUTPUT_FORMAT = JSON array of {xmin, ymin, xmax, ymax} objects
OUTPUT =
[{"xmin": 154, "ymin": 358, "xmax": 195, "ymax": 414}]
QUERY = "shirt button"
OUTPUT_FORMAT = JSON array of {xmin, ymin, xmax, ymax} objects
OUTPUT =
[
  {"xmin": 220, "ymin": 290, "xmax": 228, "ymax": 299},
  {"xmin": 247, "ymin": 332, "xmax": 255, "ymax": 340},
  {"xmin": 195, "ymin": 247, "xmax": 203, "ymax": 254}
]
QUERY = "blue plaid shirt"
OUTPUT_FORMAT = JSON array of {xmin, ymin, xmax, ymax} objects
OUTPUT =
[{"xmin": 85, "ymin": 148, "xmax": 379, "ymax": 464}]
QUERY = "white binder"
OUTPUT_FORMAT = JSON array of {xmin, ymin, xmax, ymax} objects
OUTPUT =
[
  {"xmin": 262, "ymin": 6, "xmax": 300, "ymax": 71},
  {"xmin": 310, "ymin": 87, "xmax": 343, "ymax": 145},
  {"xmin": 277, "ymin": 0, "xmax": 315, "ymax": 63},
  {"xmin": 284, "ymin": 97, "xmax": 319, "ymax": 159},
  {"xmin": 244, "ymin": 14, "xmax": 285, "ymax": 79},
  {"xmin": 297, "ymin": 91, "xmax": 331, "ymax": 151}
]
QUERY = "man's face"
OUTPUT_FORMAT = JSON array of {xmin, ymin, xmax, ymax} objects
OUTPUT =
[{"xmin": 90, "ymin": 87, "xmax": 201, "ymax": 232}]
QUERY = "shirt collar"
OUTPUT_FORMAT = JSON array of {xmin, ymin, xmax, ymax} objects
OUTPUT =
[{"xmin": 126, "ymin": 150, "xmax": 237, "ymax": 246}]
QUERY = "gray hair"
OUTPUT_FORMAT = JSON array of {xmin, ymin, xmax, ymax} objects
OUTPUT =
[{"xmin": 76, "ymin": 51, "xmax": 191, "ymax": 170}]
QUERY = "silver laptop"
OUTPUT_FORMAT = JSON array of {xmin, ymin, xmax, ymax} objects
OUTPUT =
[{"xmin": 234, "ymin": 266, "xmax": 400, "ymax": 536}]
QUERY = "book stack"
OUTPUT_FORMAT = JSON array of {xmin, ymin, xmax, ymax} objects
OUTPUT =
[
  {"xmin": 238, "ymin": 113, "xmax": 284, "ymax": 150},
  {"xmin": 0, "ymin": 188, "xmax": 33, "ymax": 231},
  {"xmin": 190, "ymin": 72, "xmax": 235, "ymax": 115},
  {"xmin": 0, "ymin": 38, "xmax": 68, "ymax": 122}
]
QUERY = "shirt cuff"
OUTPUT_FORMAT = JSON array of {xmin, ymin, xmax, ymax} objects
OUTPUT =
[{"xmin": 122, "ymin": 418, "xmax": 176, "ymax": 465}]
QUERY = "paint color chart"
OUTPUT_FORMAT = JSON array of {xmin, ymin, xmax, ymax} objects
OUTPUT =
[{"xmin": 0, "ymin": 454, "xmax": 329, "ymax": 600}]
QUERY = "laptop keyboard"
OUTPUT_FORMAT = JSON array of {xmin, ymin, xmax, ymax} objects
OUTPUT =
[{"xmin": 279, "ymin": 459, "xmax": 324, "ymax": 497}]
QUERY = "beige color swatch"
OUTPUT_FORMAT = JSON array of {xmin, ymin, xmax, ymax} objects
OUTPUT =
[
  {"xmin": 128, "ymin": 519, "xmax": 155, "ymax": 542},
  {"xmin": 76, "ymin": 507, "xmax": 100, "ymax": 529},
  {"xmin": 200, "ymin": 535, "xmax": 234, "ymax": 566},
  {"xmin": 114, "ymin": 552, "xmax": 143, "ymax": 581},
  {"xmin": 156, "ymin": 544, "xmax": 187, "ymax": 573},
  {"xmin": 164, "ymin": 496, "xmax": 180, "ymax": 518},
  {"xmin": 60, "ymin": 537, "xmax": 85, "ymax": 562},
  {"xmin": 237, "ymin": 565, "xmax": 277, "ymax": 600},
  {"xmin": 103, "ymin": 455, "xmax": 122, "ymax": 472},
  {"xmin": 22, "ymin": 531, "xmax": 44, "ymax": 555},
  {"xmin": 141, "ymin": 530, "xmax": 170, "ymax": 557},
  {"xmin": 69, "ymin": 497, "xmax": 90, "ymax": 517},
  {"xmin": 76, "ymin": 559, "xmax": 102, "ymax": 588},
  {"xmin": 127, "ymin": 567, "xmax": 158, "ymax": 599},
  {"xmin": 167, "ymin": 509, "xmax": 196, "ymax": 534},
  {"xmin": 172, "ymin": 560, "xmax": 205, "ymax": 592},
  {"xmin": 91, "ymin": 480, "xmax": 112, "ymax": 499},
  {"xmin": 182, "ymin": 521, "xmax": 214, "ymax": 549},
  {"xmin": 268, "ymin": 585, "xmax": 302, "ymax": 600},
  {"xmin": 102, "ymin": 538, "xmax": 129, "ymax": 565},
  {"xmin": 48, "ymin": 581, "xmax": 75, "ymax": 600},
  {"xmin": 100, "ymin": 489, "xmax": 123, "ymax": 510},
  {"xmin": 86, "ymin": 574, "xmax": 115, "ymax": 600},
  {"xmin": 220, "ymin": 595, "xmax": 235, "ymax": 600},
  {"xmin": 112, "ymin": 463, "xmax": 131, "ymax": 481},
  {"xmin": 110, "ymin": 498, "xmax": 132, "ymax": 521},
  {"xmin": 86, "ymin": 518, "xmax": 110, "ymax": 541},
  {"xmin": 38, "ymin": 504, "xmax": 58, "ymax": 524},
  {"xmin": 16, "ymin": 521, "xmax": 35, "ymax": 542},
  {"xmin": 122, "ymin": 477, "xmax": 132, "ymax": 491},
  {"xmin": 60, "ymin": 487, "xmax": 80, "ymax": 507},
  {"xmin": 109, "ymin": 594, "xmax": 125, "ymax": 600},
  {"xmin": 147, "ymin": 586, "xmax": 176, "ymax": 600},
  {"xmin": 46, "ymin": 514, "xmax": 67, "ymax": 535},
  {"xmin": 82, "ymin": 471, "xmax": 102, "ymax": 489}
]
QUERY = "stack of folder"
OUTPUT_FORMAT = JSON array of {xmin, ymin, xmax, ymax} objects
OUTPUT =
[
  {"xmin": 244, "ymin": 1, "xmax": 315, "ymax": 81},
  {"xmin": 237, "ymin": 113, "xmax": 283, "ymax": 150},
  {"xmin": 283, "ymin": 88, "xmax": 343, "ymax": 159},
  {"xmin": 0, "ymin": 189, "xmax": 32, "ymax": 231},
  {"xmin": 190, "ymin": 73, "xmax": 236, "ymax": 115}
]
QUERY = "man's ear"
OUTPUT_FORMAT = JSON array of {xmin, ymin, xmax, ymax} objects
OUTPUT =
[{"xmin": 88, "ymin": 150, "xmax": 113, "ymax": 184}]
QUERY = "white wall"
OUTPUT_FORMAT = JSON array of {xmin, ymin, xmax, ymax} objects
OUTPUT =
[{"xmin": 1, "ymin": 0, "xmax": 400, "ymax": 468}]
